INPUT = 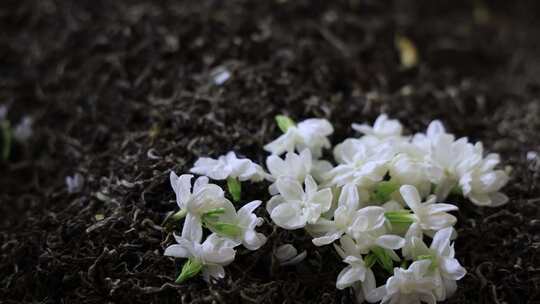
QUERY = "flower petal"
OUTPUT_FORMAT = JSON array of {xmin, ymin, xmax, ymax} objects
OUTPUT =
[
  {"xmin": 266, "ymin": 195, "xmax": 285, "ymax": 214},
  {"xmin": 375, "ymin": 235, "xmax": 405, "ymax": 250},
  {"xmin": 238, "ymin": 200, "xmax": 262, "ymax": 219},
  {"xmin": 164, "ymin": 244, "xmax": 190, "ymax": 258},
  {"xmin": 270, "ymin": 202, "xmax": 306, "ymax": 229},
  {"xmin": 430, "ymin": 227, "xmax": 453, "ymax": 255},
  {"xmin": 264, "ymin": 131, "xmax": 296, "ymax": 155},
  {"xmin": 193, "ymin": 176, "xmax": 210, "ymax": 192},
  {"xmin": 310, "ymin": 188, "xmax": 333, "ymax": 212},
  {"xmin": 426, "ymin": 203, "xmax": 458, "ymax": 214},
  {"xmin": 338, "ymin": 183, "xmax": 360, "ymax": 209},
  {"xmin": 400, "ymin": 185, "xmax": 422, "ymax": 211},
  {"xmin": 243, "ymin": 230, "xmax": 267, "ymax": 250},
  {"xmin": 440, "ymin": 257, "xmax": 466, "ymax": 280},
  {"xmin": 427, "ymin": 120, "xmax": 446, "ymax": 137},
  {"xmin": 336, "ymin": 265, "xmax": 366, "ymax": 290},
  {"xmin": 421, "ymin": 213, "xmax": 457, "ymax": 231},
  {"xmin": 181, "ymin": 213, "xmax": 203, "ymax": 243},
  {"xmin": 304, "ymin": 175, "xmax": 318, "ymax": 195},
  {"xmin": 312, "ymin": 231, "xmax": 342, "ymax": 246},
  {"xmin": 202, "ymin": 265, "xmax": 225, "ymax": 282},
  {"xmin": 266, "ymin": 154, "xmax": 286, "ymax": 179},
  {"xmin": 170, "ymin": 172, "xmax": 193, "ymax": 208},
  {"xmin": 276, "ymin": 177, "xmax": 304, "ymax": 201}
]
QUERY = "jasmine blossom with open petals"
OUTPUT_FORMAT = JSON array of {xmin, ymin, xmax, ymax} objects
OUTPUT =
[
  {"xmin": 379, "ymin": 260, "xmax": 438, "ymax": 304},
  {"xmin": 308, "ymin": 183, "xmax": 362, "ymax": 246},
  {"xmin": 266, "ymin": 149, "xmax": 312, "ymax": 194},
  {"xmin": 169, "ymin": 172, "xmax": 229, "ymax": 236},
  {"xmin": 264, "ymin": 117, "xmax": 334, "ymax": 157},
  {"xmin": 190, "ymin": 151, "xmax": 266, "ymax": 182},
  {"xmin": 267, "ymin": 175, "xmax": 332, "ymax": 229},
  {"xmin": 399, "ymin": 185, "xmax": 458, "ymax": 232},
  {"xmin": 459, "ymin": 151, "xmax": 509, "ymax": 207},
  {"xmin": 334, "ymin": 236, "xmax": 377, "ymax": 297},
  {"xmin": 353, "ymin": 225, "xmax": 405, "ymax": 262},
  {"xmin": 352, "ymin": 114, "xmax": 403, "ymax": 140},
  {"xmin": 215, "ymin": 200, "xmax": 267, "ymax": 250},
  {"xmin": 164, "ymin": 232, "xmax": 236, "ymax": 282},
  {"xmin": 404, "ymin": 227, "xmax": 466, "ymax": 301},
  {"xmin": 388, "ymin": 153, "xmax": 432, "ymax": 199},
  {"xmin": 325, "ymin": 139, "xmax": 393, "ymax": 188}
]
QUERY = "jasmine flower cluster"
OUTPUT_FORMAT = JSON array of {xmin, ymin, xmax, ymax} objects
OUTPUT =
[
  {"xmin": 164, "ymin": 172, "xmax": 267, "ymax": 282},
  {"xmin": 165, "ymin": 114, "xmax": 509, "ymax": 303}
]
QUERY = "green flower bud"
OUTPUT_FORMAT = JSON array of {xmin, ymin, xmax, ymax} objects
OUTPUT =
[
  {"xmin": 371, "ymin": 246, "xmax": 394, "ymax": 273},
  {"xmin": 211, "ymin": 222, "xmax": 241, "ymax": 238},
  {"xmin": 385, "ymin": 211, "xmax": 414, "ymax": 224},
  {"xmin": 373, "ymin": 180, "xmax": 400, "ymax": 202},
  {"xmin": 176, "ymin": 258, "xmax": 203, "ymax": 283},
  {"xmin": 227, "ymin": 177, "xmax": 242, "ymax": 202},
  {"xmin": 416, "ymin": 254, "xmax": 438, "ymax": 271},
  {"xmin": 364, "ymin": 253, "xmax": 377, "ymax": 268},
  {"xmin": 275, "ymin": 115, "xmax": 296, "ymax": 133}
]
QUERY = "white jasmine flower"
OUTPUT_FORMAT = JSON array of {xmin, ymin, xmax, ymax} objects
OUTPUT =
[
  {"xmin": 413, "ymin": 121, "xmax": 481, "ymax": 201},
  {"xmin": 348, "ymin": 206, "xmax": 388, "ymax": 240},
  {"xmin": 378, "ymin": 260, "xmax": 438, "ymax": 304},
  {"xmin": 266, "ymin": 175, "xmax": 332, "ymax": 229},
  {"xmin": 459, "ymin": 151, "xmax": 509, "ymax": 207},
  {"xmin": 266, "ymin": 149, "xmax": 312, "ymax": 195},
  {"xmin": 334, "ymin": 236, "xmax": 376, "ymax": 292},
  {"xmin": 170, "ymin": 172, "xmax": 229, "ymax": 238},
  {"xmin": 264, "ymin": 118, "xmax": 333, "ymax": 157},
  {"xmin": 388, "ymin": 153, "xmax": 432, "ymax": 199},
  {"xmin": 164, "ymin": 218, "xmax": 236, "ymax": 282},
  {"xmin": 217, "ymin": 200, "xmax": 267, "ymax": 250},
  {"xmin": 402, "ymin": 223, "xmax": 423, "ymax": 260},
  {"xmin": 275, "ymin": 244, "xmax": 307, "ymax": 266},
  {"xmin": 326, "ymin": 139, "xmax": 393, "ymax": 188},
  {"xmin": 352, "ymin": 114, "xmax": 403, "ymax": 139},
  {"xmin": 353, "ymin": 225, "xmax": 405, "ymax": 259},
  {"xmin": 13, "ymin": 116, "xmax": 33, "ymax": 142},
  {"xmin": 412, "ymin": 120, "xmax": 447, "ymax": 153},
  {"xmin": 309, "ymin": 183, "xmax": 368, "ymax": 246},
  {"xmin": 414, "ymin": 120, "xmax": 509, "ymax": 206},
  {"xmin": 337, "ymin": 205, "xmax": 404, "ymax": 263},
  {"xmin": 403, "ymin": 227, "xmax": 467, "ymax": 301},
  {"xmin": 426, "ymin": 136, "xmax": 482, "ymax": 200},
  {"xmin": 311, "ymin": 159, "xmax": 334, "ymax": 183},
  {"xmin": 190, "ymin": 151, "xmax": 266, "ymax": 182},
  {"xmin": 400, "ymin": 185, "xmax": 458, "ymax": 231},
  {"xmin": 66, "ymin": 173, "xmax": 85, "ymax": 194}
]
